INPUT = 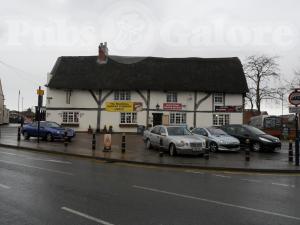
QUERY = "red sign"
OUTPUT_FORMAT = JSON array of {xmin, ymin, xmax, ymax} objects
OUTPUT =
[
  {"xmin": 215, "ymin": 105, "xmax": 242, "ymax": 112},
  {"xmin": 288, "ymin": 90, "xmax": 300, "ymax": 106},
  {"xmin": 163, "ymin": 103, "xmax": 182, "ymax": 111}
]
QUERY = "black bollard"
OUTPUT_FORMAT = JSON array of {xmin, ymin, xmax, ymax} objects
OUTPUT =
[
  {"xmin": 64, "ymin": 131, "xmax": 68, "ymax": 147},
  {"xmin": 289, "ymin": 140, "xmax": 293, "ymax": 162},
  {"xmin": 204, "ymin": 141, "xmax": 209, "ymax": 160},
  {"xmin": 17, "ymin": 126, "xmax": 21, "ymax": 142},
  {"xmin": 121, "ymin": 133, "xmax": 126, "ymax": 153},
  {"xmin": 159, "ymin": 138, "xmax": 164, "ymax": 157},
  {"xmin": 245, "ymin": 138, "xmax": 250, "ymax": 161},
  {"xmin": 92, "ymin": 133, "xmax": 96, "ymax": 150}
]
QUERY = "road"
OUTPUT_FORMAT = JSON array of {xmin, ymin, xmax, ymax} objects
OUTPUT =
[{"xmin": 0, "ymin": 146, "xmax": 300, "ymax": 225}]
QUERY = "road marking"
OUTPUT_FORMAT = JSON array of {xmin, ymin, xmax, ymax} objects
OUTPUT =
[
  {"xmin": 271, "ymin": 182, "xmax": 295, "ymax": 188},
  {"xmin": 0, "ymin": 151, "xmax": 72, "ymax": 164},
  {"xmin": 0, "ymin": 159, "xmax": 73, "ymax": 176},
  {"xmin": 0, "ymin": 183, "xmax": 10, "ymax": 189},
  {"xmin": 214, "ymin": 174, "xmax": 231, "ymax": 178},
  {"xmin": 133, "ymin": 185, "xmax": 300, "ymax": 221},
  {"xmin": 185, "ymin": 170, "xmax": 204, "ymax": 174},
  {"xmin": 241, "ymin": 179, "xmax": 262, "ymax": 183},
  {"xmin": 61, "ymin": 207, "xmax": 114, "ymax": 225}
]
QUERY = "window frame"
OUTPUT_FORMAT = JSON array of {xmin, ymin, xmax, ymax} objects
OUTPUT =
[
  {"xmin": 114, "ymin": 91, "xmax": 131, "ymax": 100},
  {"xmin": 62, "ymin": 111, "xmax": 79, "ymax": 124},
  {"xmin": 166, "ymin": 92, "xmax": 178, "ymax": 103},
  {"xmin": 169, "ymin": 112, "xmax": 186, "ymax": 125},
  {"xmin": 120, "ymin": 112, "xmax": 137, "ymax": 124},
  {"xmin": 214, "ymin": 93, "xmax": 224, "ymax": 106},
  {"xmin": 213, "ymin": 114, "xmax": 230, "ymax": 126}
]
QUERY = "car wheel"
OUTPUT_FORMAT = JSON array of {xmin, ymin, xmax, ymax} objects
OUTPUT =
[
  {"xmin": 169, "ymin": 144, "xmax": 177, "ymax": 156},
  {"xmin": 252, "ymin": 142, "xmax": 261, "ymax": 152},
  {"xmin": 23, "ymin": 131, "xmax": 30, "ymax": 140},
  {"xmin": 46, "ymin": 133, "xmax": 53, "ymax": 142},
  {"xmin": 146, "ymin": 139, "xmax": 152, "ymax": 150},
  {"xmin": 210, "ymin": 142, "xmax": 218, "ymax": 152}
]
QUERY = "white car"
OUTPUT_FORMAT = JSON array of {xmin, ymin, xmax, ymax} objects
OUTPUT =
[
  {"xmin": 143, "ymin": 125, "xmax": 207, "ymax": 156},
  {"xmin": 192, "ymin": 127, "xmax": 240, "ymax": 152}
]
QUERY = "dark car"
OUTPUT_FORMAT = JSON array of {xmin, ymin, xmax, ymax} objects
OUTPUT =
[
  {"xmin": 22, "ymin": 121, "xmax": 76, "ymax": 142},
  {"xmin": 221, "ymin": 124, "xmax": 281, "ymax": 152}
]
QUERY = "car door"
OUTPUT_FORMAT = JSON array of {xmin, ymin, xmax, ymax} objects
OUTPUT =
[
  {"xmin": 159, "ymin": 126, "xmax": 168, "ymax": 149},
  {"xmin": 235, "ymin": 126, "xmax": 250, "ymax": 146},
  {"xmin": 29, "ymin": 122, "xmax": 38, "ymax": 137}
]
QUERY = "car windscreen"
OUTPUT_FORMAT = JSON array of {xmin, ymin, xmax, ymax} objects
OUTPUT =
[
  {"xmin": 46, "ymin": 122, "xmax": 61, "ymax": 128},
  {"xmin": 207, "ymin": 128, "xmax": 227, "ymax": 135},
  {"xmin": 167, "ymin": 127, "xmax": 191, "ymax": 136},
  {"xmin": 244, "ymin": 125, "xmax": 266, "ymax": 135}
]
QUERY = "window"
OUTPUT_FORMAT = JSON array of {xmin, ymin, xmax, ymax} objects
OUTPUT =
[
  {"xmin": 214, "ymin": 93, "xmax": 224, "ymax": 105},
  {"xmin": 62, "ymin": 112, "xmax": 79, "ymax": 124},
  {"xmin": 213, "ymin": 114, "xmax": 230, "ymax": 126},
  {"xmin": 166, "ymin": 92, "xmax": 177, "ymax": 102},
  {"xmin": 114, "ymin": 91, "xmax": 131, "ymax": 100},
  {"xmin": 120, "ymin": 112, "xmax": 137, "ymax": 124},
  {"xmin": 170, "ymin": 112, "xmax": 186, "ymax": 125}
]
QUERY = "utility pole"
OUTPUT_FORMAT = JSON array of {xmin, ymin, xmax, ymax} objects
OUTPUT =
[{"xmin": 17, "ymin": 90, "xmax": 20, "ymax": 122}]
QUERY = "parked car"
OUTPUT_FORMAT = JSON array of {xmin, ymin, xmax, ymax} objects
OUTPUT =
[
  {"xmin": 221, "ymin": 124, "xmax": 281, "ymax": 152},
  {"xmin": 191, "ymin": 127, "xmax": 240, "ymax": 152},
  {"xmin": 22, "ymin": 121, "xmax": 76, "ymax": 142},
  {"xmin": 143, "ymin": 125, "xmax": 207, "ymax": 156}
]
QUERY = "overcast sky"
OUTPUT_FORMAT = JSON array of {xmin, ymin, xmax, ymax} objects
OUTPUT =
[{"xmin": 0, "ymin": 0, "xmax": 299, "ymax": 114}]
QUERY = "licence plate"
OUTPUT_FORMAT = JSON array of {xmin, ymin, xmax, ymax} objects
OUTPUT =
[{"xmin": 192, "ymin": 147, "xmax": 202, "ymax": 151}]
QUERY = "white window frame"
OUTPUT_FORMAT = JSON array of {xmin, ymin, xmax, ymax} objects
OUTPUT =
[
  {"xmin": 166, "ymin": 92, "xmax": 178, "ymax": 102},
  {"xmin": 213, "ymin": 114, "xmax": 230, "ymax": 126},
  {"xmin": 214, "ymin": 93, "xmax": 224, "ymax": 106},
  {"xmin": 114, "ymin": 91, "xmax": 131, "ymax": 100},
  {"xmin": 120, "ymin": 112, "xmax": 137, "ymax": 124},
  {"xmin": 62, "ymin": 112, "xmax": 79, "ymax": 124},
  {"xmin": 169, "ymin": 112, "xmax": 186, "ymax": 125}
]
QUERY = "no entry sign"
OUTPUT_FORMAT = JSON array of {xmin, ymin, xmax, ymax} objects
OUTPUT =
[{"xmin": 289, "ymin": 90, "xmax": 300, "ymax": 106}]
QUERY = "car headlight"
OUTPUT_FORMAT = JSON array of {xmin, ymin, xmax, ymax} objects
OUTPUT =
[
  {"xmin": 56, "ymin": 131, "xmax": 60, "ymax": 134},
  {"xmin": 177, "ymin": 141, "xmax": 188, "ymax": 147},
  {"xmin": 259, "ymin": 137, "xmax": 272, "ymax": 143}
]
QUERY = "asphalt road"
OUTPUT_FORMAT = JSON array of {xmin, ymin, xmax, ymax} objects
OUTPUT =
[{"xmin": 1, "ymin": 147, "xmax": 300, "ymax": 225}]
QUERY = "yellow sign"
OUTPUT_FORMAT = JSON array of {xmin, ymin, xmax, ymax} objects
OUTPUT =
[
  {"xmin": 105, "ymin": 101, "xmax": 143, "ymax": 112},
  {"xmin": 105, "ymin": 101, "xmax": 133, "ymax": 112},
  {"xmin": 36, "ymin": 89, "xmax": 44, "ymax": 96}
]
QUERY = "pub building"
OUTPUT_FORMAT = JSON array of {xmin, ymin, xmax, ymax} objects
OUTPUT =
[{"xmin": 45, "ymin": 42, "xmax": 248, "ymax": 133}]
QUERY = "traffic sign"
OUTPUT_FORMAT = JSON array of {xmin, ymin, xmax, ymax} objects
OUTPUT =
[
  {"xmin": 288, "ymin": 90, "xmax": 300, "ymax": 106},
  {"xmin": 37, "ymin": 89, "xmax": 44, "ymax": 96},
  {"xmin": 289, "ymin": 106, "xmax": 300, "ymax": 113}
]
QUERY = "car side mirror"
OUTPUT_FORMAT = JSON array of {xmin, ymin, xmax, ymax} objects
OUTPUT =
[{"xmin": 161, "ymin": 132, "xmax": 167, "ymax": 136}]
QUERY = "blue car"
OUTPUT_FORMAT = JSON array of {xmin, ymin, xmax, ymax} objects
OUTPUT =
[{"xmin": 22, "ymin": 121, "xmax": 76, "ymax": 142}]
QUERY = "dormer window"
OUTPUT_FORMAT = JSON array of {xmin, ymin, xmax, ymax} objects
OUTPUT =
[
  {"xmin": 166, "ymin": 92, "xmax": 177, "ymax": 102},
  {"xmin": 114, "ymin": 91, "xmax": 131, "ymax": 100},
  {"xmin": 214, "ymin": 93, "xmax": 224, "ymax": 105}
]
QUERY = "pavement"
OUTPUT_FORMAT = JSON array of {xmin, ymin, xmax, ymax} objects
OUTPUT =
[
  {"xmin": 0, "ymin": 146, "xmax": 300, "ymax": 225},
  {"xmin": 0, "ymin": 124, "xmax": 299, "ymax": 172}
]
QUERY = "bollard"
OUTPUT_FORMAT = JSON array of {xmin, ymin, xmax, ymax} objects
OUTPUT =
[
  {"xmin": 121, "ymin": 133, "xmax": 126, "ymax": 153},
  {"xmin": 64, "ymin": 131, "xmax": 68, "ymax": 147},
  {"xmin": 245, "ymin": 138, "xmax": 250, "ymax": 161},
  {"xmin": 289, "ymin": 140, "xmax": 293, "ymax": 162},
  {"xmin": 92, "ymin": 133, "xmax": 96, "ymax": 150},
  {"xmin": 159, "ymin": 138, "xmax": 164, "ymax": 157},
  {"xmin": 17, "ymin": 126, "xmax": 21, "ymax": 142},
  {"xmin": 204, "ymin": 141, "xmax": 209, "ymax": 160},
  {"xmin": 103, "ymin": 133, "xmax": 112, "ymax": 152}
]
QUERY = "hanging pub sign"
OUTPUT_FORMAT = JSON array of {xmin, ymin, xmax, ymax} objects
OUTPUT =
[
  {"xmin": 163, "ymin": 103, "xmax": 182, "ymax": 111},
  {"xmin": 215, "ymin": 105, "xmax": 242, "ymax": 112},
  {"xmin": 105, "ymin": 101, "xmax": 143, "ymax": 112},
  {"xmin": 288, "ymin": 90, "xmax": 300, "ymax": 106}
]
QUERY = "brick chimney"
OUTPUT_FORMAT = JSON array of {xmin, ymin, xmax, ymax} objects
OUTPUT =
[{"xmin": 98, "ymin": 42, "xmax": 108, "ymax": 64}]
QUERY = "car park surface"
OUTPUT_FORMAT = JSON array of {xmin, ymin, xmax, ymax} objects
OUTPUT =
[
  {"xmin": 192, "ymin": 127, "xmax": 240, "ymax": 152},
  {"xmin": 221, "ymin": 124, "xmax": 281, "ymax": 152}
]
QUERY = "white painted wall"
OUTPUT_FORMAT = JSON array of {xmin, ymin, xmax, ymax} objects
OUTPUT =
[{"xmin": 46, "ymin": 87, "xmax": 244, "ymax": 132}]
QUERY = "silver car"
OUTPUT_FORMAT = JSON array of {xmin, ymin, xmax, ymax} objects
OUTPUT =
[
  {"xmin": 143, "ymin": 125, "xmax": 207, "ymax": 156},
  {"xmin": 191, "ymin": 127, "xmax": 240, "ymax": 152}
]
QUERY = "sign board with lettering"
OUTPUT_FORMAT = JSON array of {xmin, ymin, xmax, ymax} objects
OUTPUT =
[
  {"xmin": 163, "ymin": 103, "xmax": 182, "ymax": 111},
  {"xmin": 215, "ymin": 105, "xmax": 242, "ymax": 112},
  {"xmin": 105, "ymin": 101, "xmax": 143, "ymax": 112},
  {"xmin": 288, "ymin": 90, "xmax": 300, "ymax": 106}
]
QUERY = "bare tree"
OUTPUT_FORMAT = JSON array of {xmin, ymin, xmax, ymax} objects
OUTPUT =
[{"xmin": 243, "ymin": 55, "xmax": 281, "ymax": 113}]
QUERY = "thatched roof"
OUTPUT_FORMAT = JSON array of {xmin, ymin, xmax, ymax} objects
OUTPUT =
[{"xmin": 48, "ymin": 55, "xmax": 248, "ymax": 93}]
